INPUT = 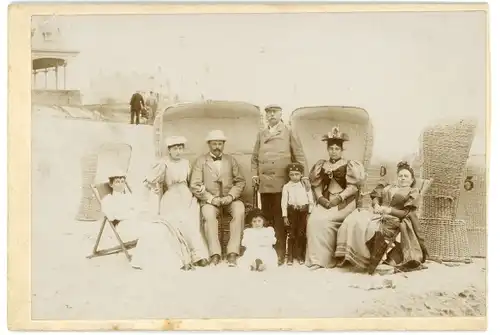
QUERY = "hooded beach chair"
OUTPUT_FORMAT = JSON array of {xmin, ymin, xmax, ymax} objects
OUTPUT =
[
  {"xmin": 86, "ymin": 179, "xmax": 138, "ymax": 261},
  {"xmin": 84, "ymin": 142, "xmax": 136, "ymax": 261},
  {"xmin": 153, "ymin": 101, "xmax": 261, "ymax": 256}
]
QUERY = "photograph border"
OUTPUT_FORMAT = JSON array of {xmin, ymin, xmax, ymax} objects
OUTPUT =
[{"xmin": 7, "ymin": 2, "xmax": 489, "ymax": 331}]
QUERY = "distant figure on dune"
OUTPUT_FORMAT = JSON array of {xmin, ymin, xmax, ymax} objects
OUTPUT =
[
  {"xmin": 145, "ymin": 91, "xmax": 158, "ymax": 124},
  {"xmin": 129, "ymin": 91, "xmax": 145, "ymax": 125}
]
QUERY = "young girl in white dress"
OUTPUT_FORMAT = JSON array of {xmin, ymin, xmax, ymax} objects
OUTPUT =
[
  {"xmin": 143, "ymin": 135, "xmax": 210, "ymax": 267},
  {"xmin": 239, "ymin": 209, "xmax": 278, "ymax": 271}
]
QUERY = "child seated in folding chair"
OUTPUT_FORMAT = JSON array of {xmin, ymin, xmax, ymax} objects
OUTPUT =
[
  {"xmin": 101, "ymin": 169, "xmax": 194, "ymax": 271},
  {"xmin": 238, "ymin": 209, "xmax": 278, "ymax": 272}
]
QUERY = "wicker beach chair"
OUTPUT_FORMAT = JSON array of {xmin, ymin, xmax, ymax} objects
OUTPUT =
[
  {"xmin": 154, "ymin": 101, "xmax": 261, "ymax": 256},
  {"xmin": 86, "ymin": 180, "xmax": 138, "ymax": 261},
  {"xmin": 457, "ymin": 154, "xmax": 487, "ymax": 258},
  {"xmin": 418, "ymin": 119, "xmax": 476, "ymax": 263},
  {"xmin": 289, "ymin": 106, "xmax": 373, "ymax": 208},
  {"xmin": 76, "ymin": 143, "xmax": 133, "ymax": 221}
]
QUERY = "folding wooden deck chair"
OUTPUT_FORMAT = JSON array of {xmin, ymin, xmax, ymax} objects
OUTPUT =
[
  {"xmin": 86, "ymin": 180, "xmax": 138, "ymax": 261},
  {"xmin": 369, "ymin": 177, "xmax": 433, "ymax": 274}
]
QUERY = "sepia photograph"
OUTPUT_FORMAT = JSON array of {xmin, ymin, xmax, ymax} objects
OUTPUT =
[{"xmin": 7, "ymin": 2, "xmax": 490, "ymax": 331}]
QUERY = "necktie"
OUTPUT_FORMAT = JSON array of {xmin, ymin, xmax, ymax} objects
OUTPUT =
[{"xmin": 213, "ymin": 156, "xmax": 222, "ymax": 161}]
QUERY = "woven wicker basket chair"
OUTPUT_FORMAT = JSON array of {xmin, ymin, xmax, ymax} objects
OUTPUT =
[
  {"xmin": 153, "ymin": 100, "xmax": 261, "ymax": 255},
  {"xmin": 419, "ymin": 119, "xmax": 477, "ymax": 220},
  {"xmin": 289, "ymin": 105, "xmax": 373, "ymax": 207},
  {"xmin": 456, "ymin": 154, "xmax": 487, "ymax": 258},
  {"xmin": 419, "ymin": 119, "xmax": 477, "ymax": 263},
  {"xmin": 75, "ymin": 143, "xmax": 132, "ymax": 221}
]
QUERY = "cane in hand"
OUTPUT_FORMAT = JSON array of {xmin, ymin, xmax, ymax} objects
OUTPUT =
[{"xmin": 252, "ymin": 184, "xmax": 259, "ymax": 209}]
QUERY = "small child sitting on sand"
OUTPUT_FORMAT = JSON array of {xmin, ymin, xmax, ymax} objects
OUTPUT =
[{"xmin": 238, "ymin": 209, "xmax": 278, "ymax": 271}]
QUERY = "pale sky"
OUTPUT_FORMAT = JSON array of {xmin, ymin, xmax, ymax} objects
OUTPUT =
[{"xmin": 35, "ymin": 11, "xmax": 487, "ymax": 160}]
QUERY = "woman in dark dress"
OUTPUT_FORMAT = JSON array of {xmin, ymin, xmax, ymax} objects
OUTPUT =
[
  {"xmin": 335, "ymin": 161, "xmax": 428, "ymax": 274},
  {"xmin": 305, "ymin": 127, "xmax": 366, "ymax": 270}
]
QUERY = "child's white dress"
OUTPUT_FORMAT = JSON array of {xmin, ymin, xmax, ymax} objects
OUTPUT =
[{"xmin": 239, "ymin": 227, "xmax": 279, "ymax": 270}]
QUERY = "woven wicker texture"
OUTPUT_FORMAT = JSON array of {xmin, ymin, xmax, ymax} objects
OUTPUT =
[
  {"xmin": 359, "ymin": 165, "xmax": 382, "ymax": 209},
  {"xmin": 421, "ymin": 218, "xmax": 471, "ymax": 263},
  {"xmin": 290, "ymin": 106, "xmax": 373, "ymax": 208},
  {"xmin": 75, "ymin": 152, "xmax": 100, "ymax": 221},
  {"xmin": 75, "ymin": 143, "xmax": 132, "ymax": 221},
  {"xmin": 456, "ymin": 154, "xmax": 487, "ymax": 257},
  {"xmin": 414, "ymin": 178, "xmax": 433, "ymax": 218},
  {"xmin": 217, "ymin": 202, "xmax": 255, "ymax": 256},
  {"xmin": 420, "ymin": 119, "xmax": 477, "ymax": 220},
  {"xmin": 466, "ymin": 228, "xmax": 487, "ymax": 258}
]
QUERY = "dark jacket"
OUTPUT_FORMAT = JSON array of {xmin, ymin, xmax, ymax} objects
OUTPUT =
[{"xmin": 130, "ymin": 92, "xmax": 144, "ymax": 111}]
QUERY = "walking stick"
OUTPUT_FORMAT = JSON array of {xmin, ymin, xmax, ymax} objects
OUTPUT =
[
  {"xmin": 252, "ymin": 184, "xmax": 259, "ymax": 209},
  {"xmin": 218, "ymin": 182, "xmax": 225, "ymax": 255}
]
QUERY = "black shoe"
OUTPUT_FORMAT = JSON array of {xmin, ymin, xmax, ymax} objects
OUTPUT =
[
  {"xmin": 195, "ymin": 258, "xmax": 209, "ymax": 267},
  {"xmin": 210, "ymin": 254, "xmax": 221, "ymax": 266},
  {"xmin": 227, "ymin": 253, "xmax": 238, "ymax": 267}
]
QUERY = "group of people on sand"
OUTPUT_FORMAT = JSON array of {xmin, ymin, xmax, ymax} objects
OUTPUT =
[{"xmin": 101, "ymin": 104, "xmax": 429, "ymax": 274}]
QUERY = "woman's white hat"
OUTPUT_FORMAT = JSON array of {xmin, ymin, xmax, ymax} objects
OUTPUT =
[
  {"xmin": 205, "ymin": 129, "xmax": 227, "ymax": 142},
  {"xmin": 165, "ymin": 135, "xmax": 187, "ymax": 147}
]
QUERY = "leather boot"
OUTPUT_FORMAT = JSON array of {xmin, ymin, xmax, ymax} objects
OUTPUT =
[{"xmin": 195, "ymin": 258, "xmax": 209, "ymax": 267}]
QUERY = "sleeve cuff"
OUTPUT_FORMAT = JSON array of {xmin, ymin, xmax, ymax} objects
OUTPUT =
[{"xmin": 206, "ymin": 193, "xmax": 214, "ymax": 204}]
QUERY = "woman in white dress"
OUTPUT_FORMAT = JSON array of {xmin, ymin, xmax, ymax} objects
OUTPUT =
[
  {"xmin": 143, "ymin": 136, "xmax": 210, "ymax": 267},
  {"xmin": 101, "ymin": 170, "xmax": 193, "ymax": 272}
]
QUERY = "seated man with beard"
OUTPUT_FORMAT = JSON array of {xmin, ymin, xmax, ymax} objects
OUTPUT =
[{"xmin": 190, "ymin": 130, "xmax": 247, "ymax": 267}]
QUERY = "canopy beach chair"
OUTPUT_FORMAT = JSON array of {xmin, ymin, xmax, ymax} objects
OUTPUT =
[
  {"xmin": 153, "ymin": 100, "xmax": 262, "ymax": 255},
  {"xmin": 76, "ymin": 142, "xmax": 133, "ymax": 221},
  {"xmin": 290, "ymin": 105, "xmax": 373, "ymax": 208},
  {"xmin": 84, "ymin": 142, "xmax": 137, "ymax": 261}
]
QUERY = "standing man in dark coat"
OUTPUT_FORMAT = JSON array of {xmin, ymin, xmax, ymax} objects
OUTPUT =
[
  {"xmin": 251, "ymin": 104, "xmax": 310, "ymax": 265},
  {"xmin": 129, "ymin": 91, "xmax": 145, "ymax": 125}
]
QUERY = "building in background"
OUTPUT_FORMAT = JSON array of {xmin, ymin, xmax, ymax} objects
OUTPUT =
[{"xmin": 31, "ymin": 16, "xmax": 82, "ymax": 106}]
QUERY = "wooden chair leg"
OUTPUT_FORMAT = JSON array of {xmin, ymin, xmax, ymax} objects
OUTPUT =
[
  {"xmin": 87, "ymin": 218, "xmax": 107, "ymax": 259},
  {"xmin": 87, "ymin": 217, "xmax": 137, "ymax": 260},
  {"xmin": 108, "ymin": 221, "xmax": 132, "ymax": 262}
]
